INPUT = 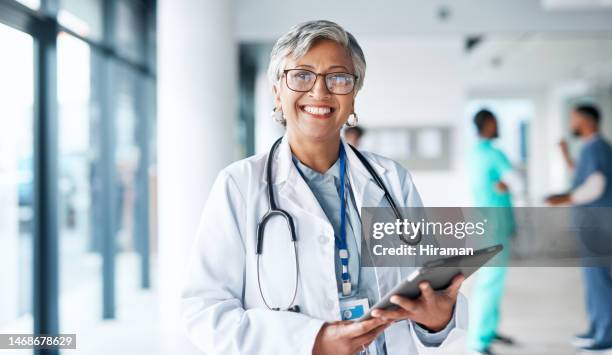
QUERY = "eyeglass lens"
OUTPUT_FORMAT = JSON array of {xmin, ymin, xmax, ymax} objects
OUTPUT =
[{"xmin": 285, "ymin": 69, "xmax": 355, "ymax": 95}]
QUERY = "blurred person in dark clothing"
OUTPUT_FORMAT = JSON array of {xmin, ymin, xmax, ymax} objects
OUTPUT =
[
  {"xmin": 547, "ymin": 104, "xmax": 612, "ymax": 354},
  {"xmin": 344, "ymin": 126, "xmax": 364, "ymax": 147}
]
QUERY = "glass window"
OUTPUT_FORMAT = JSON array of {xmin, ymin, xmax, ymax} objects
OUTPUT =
[
  {"xmin": 113, "ymin": 62, "xmax": 144, "ymax": 307},
  {"xmin": 57, "ymin": 32, "xmax": 103, "ymax": 331},
  {"xmin": 145, "ymin": 6, "xmax": 156, "ymax": 72},
  {"xmin": 145, "ymin": 76, "xmax": 157, "ymax": 261},
  {"xmin": 0, "ymin": 23, "xmax": 34, "ymax": 343},
  {"xmin": 115, "ymin": 0, "xmax": 144, "ymax": 62},
  {"xmin": 15, "ymin": 0, "xmax": 40, "ymax": 10},
  {"xmin": 58, "ymin": 0, "xmax": 103, "ymax": 41}
]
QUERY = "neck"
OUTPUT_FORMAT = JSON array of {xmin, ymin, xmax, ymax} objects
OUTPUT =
[
  {"xmin": 288, "ymin": 132, "xmax": 341, "ymax": 174},
  {"xmin": 582, "ymin": 130, "xmax": 597, "ymax": 141}
]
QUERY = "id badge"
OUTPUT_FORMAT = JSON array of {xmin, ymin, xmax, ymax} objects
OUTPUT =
[{"xmin": 339, "ymin": 297, "xmax": 370, "ymax": 321}]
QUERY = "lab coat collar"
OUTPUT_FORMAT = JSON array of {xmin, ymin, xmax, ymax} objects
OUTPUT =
[
  {"xmin": 342, "ymin": 139, "xmax": 387, "ymax": 182},
  {"xmin": 263, "ymin": 134, "xmax": 387, "ymax": 185},
  {"xmin": 265, "ymin": 134, "xmax": 293, "ymax": 185},
  {"xmin": 262, "ymin": 134, "xmax": 389, "ymax": 227}
]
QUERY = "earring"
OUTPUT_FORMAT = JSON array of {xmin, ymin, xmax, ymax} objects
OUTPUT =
[
  {"xmin": 346, "ymin": 112, "xmax": 359, "ymax": 127},
  {"xmin": 271, "ymin": 107, "xmax": 286, "ymax": 125}
]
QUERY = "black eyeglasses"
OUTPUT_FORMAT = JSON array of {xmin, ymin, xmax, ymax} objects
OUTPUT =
[{"xmin": 283, "ymin": 69, "xmax": 358, "ymax": 95}]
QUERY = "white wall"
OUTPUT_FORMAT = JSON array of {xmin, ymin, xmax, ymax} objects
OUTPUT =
[
  {"xmin": 0, "ymin": 126, "xmax": 19, "ymax": 326},
  {"xmin": 157, "ymin": 1, "xmax": 237, "ymax": 351},
  {"xmin": 356, "ymin": 36, "xmax": 471, "ymax": 206},
  {"xmin": 255, "ymin": 71, "xmax": 284, "ymax": 155}
]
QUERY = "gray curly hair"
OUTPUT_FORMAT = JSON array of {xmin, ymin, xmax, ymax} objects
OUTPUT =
[{"xmin": 267, "ymin": 20, "xmax": 367, "ymax": 92}]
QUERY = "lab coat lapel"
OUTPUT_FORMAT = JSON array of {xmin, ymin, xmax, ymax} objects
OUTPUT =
[
  {"xmin": 343, "ymin": 141, "xmax": 386, "ymax": 212},
  {"xmin": 271, "ymin": 136, "xmax": 333, "ymax": 226},
  {"xmin": 280, "ymin": 168, "xmax": 331, "ymax": 225}
]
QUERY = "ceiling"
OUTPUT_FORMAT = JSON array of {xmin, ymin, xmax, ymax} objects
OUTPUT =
[
  {"xmin": 236, "ymin": 0, "xmax": 612, "ymax": 41},
  {"xmin": 542, "ymin": 0, "xmax": 612, "ymax": 10},
  {"xmin": 465, "ymin": 34, "xmax": 612, "ymax": 90}
]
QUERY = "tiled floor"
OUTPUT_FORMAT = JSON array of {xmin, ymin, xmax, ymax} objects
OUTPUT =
[
  {"xmin": 97, "ymin": 266, "xmax": 589, "ymax": 355},
  {"xmin": 463, "ymin": 266, "xmax": 588, "ymax": 355},
  {"xmin": 0, "ymin": 266, "xmax": 595, "ymax": 355}
]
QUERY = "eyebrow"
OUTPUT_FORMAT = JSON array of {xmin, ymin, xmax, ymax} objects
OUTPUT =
[{"xmin": 295, "ymin": 64, "xmax": 351, "ymax": 72}]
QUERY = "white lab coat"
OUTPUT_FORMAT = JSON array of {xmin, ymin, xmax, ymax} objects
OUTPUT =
[{"xmin": 182, "ymin": 135, "xmax": 468, "ymax": 355}]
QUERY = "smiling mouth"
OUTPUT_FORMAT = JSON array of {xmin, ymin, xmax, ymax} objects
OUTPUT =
[{"xmin": 299, "ymin": 105, "xmax": 335, "ymax": 119}]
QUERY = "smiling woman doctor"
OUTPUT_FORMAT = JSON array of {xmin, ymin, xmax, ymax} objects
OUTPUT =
[{"xmin": 182, "ymin": 20, "xmax": 467, "ymax": 355}]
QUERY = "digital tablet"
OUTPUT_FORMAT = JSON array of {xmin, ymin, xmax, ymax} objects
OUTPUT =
[{"xmin": 357, "ymin": 244, "xmax": 503, "ymax": 321}]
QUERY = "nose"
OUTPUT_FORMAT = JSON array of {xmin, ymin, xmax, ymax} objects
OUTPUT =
[{"xmin": 308, "ymin": 75, "xmax": 331, "ymax": 99}]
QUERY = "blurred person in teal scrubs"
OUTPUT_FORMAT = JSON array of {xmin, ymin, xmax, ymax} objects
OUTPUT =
[{"xmin": 467, "ymin": 109, "xmax": 517, "ymax": 355}]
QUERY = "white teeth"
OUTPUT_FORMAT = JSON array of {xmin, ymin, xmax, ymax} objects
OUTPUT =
[{"xmin": 303, "ymin": 106, "xmax": 332, "ymax": 115}]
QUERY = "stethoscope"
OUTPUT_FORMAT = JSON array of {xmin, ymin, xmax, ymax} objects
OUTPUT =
[{"xmin": 256, "ymin": 136, "xmax": 421, "ymax": 313}]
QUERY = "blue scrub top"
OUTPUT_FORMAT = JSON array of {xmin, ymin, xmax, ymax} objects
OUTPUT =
[
  {"xmin": 572, "ymin": 134, "xmax": 612, "ymax": 207},
  {"xmin": 291, "ymin": 156, "xmax": 377, "ymax": 303}
]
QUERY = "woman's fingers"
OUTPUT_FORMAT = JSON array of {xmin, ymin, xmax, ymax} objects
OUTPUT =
[
  {"xmin": 389, "ymin": 295, "xmax": 418, "ymax": 312},
  {"xmin": 371, "ymin": 307, "xmax": 411, "ymax": 321},
  {"xmin": 350, "ymin": 323, "xmax": 391, "ymax": 352},
  {"xmin": 446, "ymin": 274, "xmax": 465, "ymax": 299},
  {"xmin": 419, "ymin": 281, "xmax": 435, "ymax": 301},
  {"xmin": 368, "ymin": 276, "xmax": 465, "ymax": 327},
  {"xmin": 340, "ymin": 317, "xmax": 388, "ymax": 338}
]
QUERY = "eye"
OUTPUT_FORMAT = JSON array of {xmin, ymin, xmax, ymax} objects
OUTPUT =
[
  {"xmin": 292, "ymin": 70, "xmax": 314, "ymax": 81},
  {"xmin": 328, "ymin": 74, "xmax": 353, "ymax": 85}
]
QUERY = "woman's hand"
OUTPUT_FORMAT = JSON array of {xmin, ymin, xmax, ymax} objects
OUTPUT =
[
  {"xmin": 370, "ymin": 274, "xmax": 465, "ymax": 332},
  {"xmin": 559, "ymin": 139, "xmax": 570, "ymax": 157},
  {"xmin": 545, "ymin": 194, "xmax": 571, "ymax": 205},
  {"xmin": 495, "ymin": 181, "xmax": 509, "ymax": 193},
  {"xmin": 312, "ymin": 317, "xmax": 391, "ymax": 355}
]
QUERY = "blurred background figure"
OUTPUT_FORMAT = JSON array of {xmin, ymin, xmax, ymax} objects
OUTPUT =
[
  {"xmin": 467, "ymin": 109, "xmax": 517, "ymax": 355},
  {"xmin": 343, "ymin": 126, "xmax": 365, "ymax": 147},
  {"xmin": 546, "ymin": 104, "xmax": 612, "ymax": 354}
]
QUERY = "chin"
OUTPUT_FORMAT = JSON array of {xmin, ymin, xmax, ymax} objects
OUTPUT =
[{"xmin": 295, "ymin": 119, "xmax": 341, "ymax": 142}]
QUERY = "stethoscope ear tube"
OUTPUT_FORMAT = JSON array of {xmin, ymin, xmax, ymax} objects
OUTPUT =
[
  {"xmin": 265, "ymin": 137, "xmax": 284, "ymax": 210},
  {"xmin": 347, "ymin": 144, "xmax": 422, "ymax": 245},
  {"xmin": 255, "ymin": 213, "xmax": 268, "ymax": 255}
]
